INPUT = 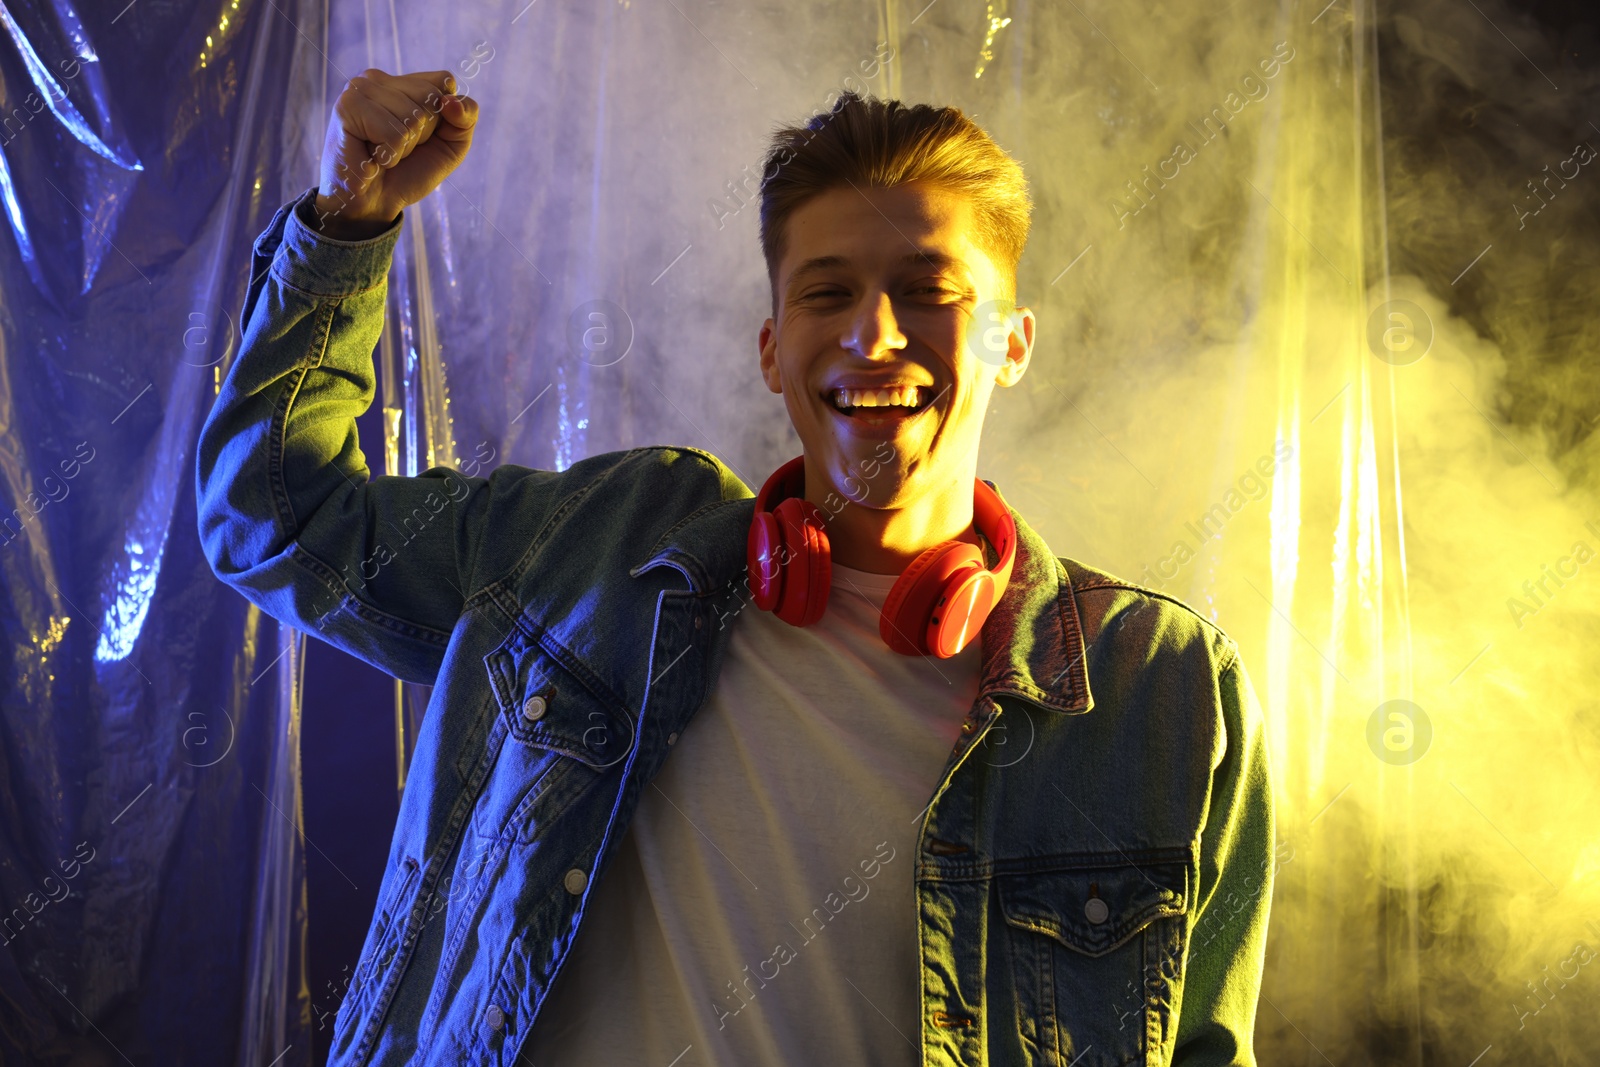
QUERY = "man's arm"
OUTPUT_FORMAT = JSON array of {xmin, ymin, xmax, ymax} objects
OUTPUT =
[
  {"xmin": 1171, "ymin": 648, "xmax": 1277, "ymax": 1065},
  {"xmin": 195, "ymin": 183, "xmax": 537, "ymax": 682},
  {"xmin": 194, "ymin": 70, "xmax": 552, "ymax": 682}
]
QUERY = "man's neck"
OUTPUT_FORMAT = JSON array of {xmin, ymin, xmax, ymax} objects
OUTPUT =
[{"xmin": 803, "ymin": 464, "xmax": 984, "ymax": 574}]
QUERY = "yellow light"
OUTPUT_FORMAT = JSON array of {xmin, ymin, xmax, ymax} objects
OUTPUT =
[{"xmin": 974, "ymin": 3, "xmax": 1012, "ymax": 79}]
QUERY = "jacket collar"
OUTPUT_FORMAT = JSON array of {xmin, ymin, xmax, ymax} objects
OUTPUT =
[{"xmin": 629, "ymin": 476, "xmax": 1094, "ymax": 717}]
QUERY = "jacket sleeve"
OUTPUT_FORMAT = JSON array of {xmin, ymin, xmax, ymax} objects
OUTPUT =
[
  {"xmin": 1171, "ymin": 647, "xmax": 1277, "ymax": 1065},
  {"xmin": 194, "ymin": 185, "xmax": 559, "ymax": 684}
]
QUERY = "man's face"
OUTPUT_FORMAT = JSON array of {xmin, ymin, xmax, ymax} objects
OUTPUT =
[{"xmin": 758, "ymin": 181, "xmax": 1034, "ymax": 512}]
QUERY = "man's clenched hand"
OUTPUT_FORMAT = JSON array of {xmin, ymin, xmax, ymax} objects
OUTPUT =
[{"xmin": 313, "ymin": 68, "xmax": 479, "ymax": 240}]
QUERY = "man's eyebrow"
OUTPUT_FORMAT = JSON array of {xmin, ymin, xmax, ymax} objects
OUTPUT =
[{"xmin": 786, "ymin": 250, "xmax": 968, "ymax": 287}]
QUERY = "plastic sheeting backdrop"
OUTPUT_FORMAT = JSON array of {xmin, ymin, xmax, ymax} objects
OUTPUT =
[{"xmin": 2, "ymin": 0, "xmax": 1598, "ymax": 1063}]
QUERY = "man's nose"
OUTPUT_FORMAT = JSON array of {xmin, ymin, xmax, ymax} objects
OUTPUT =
[{"xmin": 843, "ymin": 290, "xmax": 907, "ymax": 359}]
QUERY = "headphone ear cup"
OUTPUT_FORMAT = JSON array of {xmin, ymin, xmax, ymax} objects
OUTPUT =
[
  {"xmin": 747, "ymin": 511, "xmax": 784, "ymax": 611},
  {"xmin": 772, "ymin": 497, "xmax": 830, "ymax": 626},
  {"xmin": 927, "ymin": 566, "xmax": 999, "ymax": 659},
  {"xmin": 880, "ymin": 541, "xmax": 984, "ymax": 655}
]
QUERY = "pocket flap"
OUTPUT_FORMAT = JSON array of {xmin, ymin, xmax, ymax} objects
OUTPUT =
[
  {"xmin": 997, "ymin": 857, "xmax": 1188, "ymax": 957},
  {"xmin": 489, "ymin": 643, "xmax": 634, "ymax": 770}
]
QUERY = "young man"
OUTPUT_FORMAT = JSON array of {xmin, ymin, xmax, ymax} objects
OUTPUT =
[{"xmin": 196, "ymin": 68, "xmax": 1275, "ymax": 1066}]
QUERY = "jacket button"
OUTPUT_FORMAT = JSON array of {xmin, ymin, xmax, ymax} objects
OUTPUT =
[
  {"xmin": 564, "ymin": 867, "xmax": 588, "ymax": 894},
  {"xmin": 667, "ymin": 731, "xmax": 679, "ymax": 746},
  {"xmin": 960, "ymin": 720, "xmax": 975, "ymax": 734},
  {"xmin": 522, "ymin": 695, "xmax": 547, "ymax": 721},
  {"xmin": 485, "ymin": 1004, "xmax": 505, "ymax": 1032},
  {"xmin": 1084, "ymin": 897, "xmax": 1109, "ymax": 924},
  {"xmin": 694, "ymin": 615, "xmax": 702, "ymax": 630}
]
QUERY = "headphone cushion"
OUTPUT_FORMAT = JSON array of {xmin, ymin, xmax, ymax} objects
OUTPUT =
[{"xmin": 773, "ymin": 497, "xmax": 830, "ymax": 626}]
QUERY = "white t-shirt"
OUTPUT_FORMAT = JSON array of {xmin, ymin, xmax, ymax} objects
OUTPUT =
[{"xmin": 521, "ymin": 559, "xmax": 985, "ymax": 1065}]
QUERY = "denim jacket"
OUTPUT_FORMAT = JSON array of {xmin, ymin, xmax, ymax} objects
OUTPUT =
[{"xmin": 195, "ymin": 186, "xmax": 1276, "ymax": 1067}]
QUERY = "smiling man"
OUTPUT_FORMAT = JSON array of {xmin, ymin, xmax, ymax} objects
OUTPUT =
[{"xmin": 196, "ymin": 69, "xmax": 1275, "ymax": 1067}]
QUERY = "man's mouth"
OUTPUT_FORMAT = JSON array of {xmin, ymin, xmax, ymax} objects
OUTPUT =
[{"xmin": 822, "ymin": 385, "xmax": 939, "ymax": 424}]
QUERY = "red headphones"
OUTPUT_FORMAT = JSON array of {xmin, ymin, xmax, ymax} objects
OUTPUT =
[{"xmin": 746, "ymin": 455, "xmax": 1017, "ymax": 658}]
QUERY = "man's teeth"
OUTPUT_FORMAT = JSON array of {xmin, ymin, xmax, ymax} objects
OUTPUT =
[{"xmin": 832, "ymin": 386, "xmax": 923, "ymax": 409}]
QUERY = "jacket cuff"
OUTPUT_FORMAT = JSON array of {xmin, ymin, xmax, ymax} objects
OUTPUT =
[{"xmin": 270, "ymin": 185, "xmax": 405, "ymax": 298}]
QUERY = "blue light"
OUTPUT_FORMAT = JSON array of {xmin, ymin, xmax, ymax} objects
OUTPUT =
[{"xmin": 94, "ymin": 527, "xmax": 167, "ymax": 663}]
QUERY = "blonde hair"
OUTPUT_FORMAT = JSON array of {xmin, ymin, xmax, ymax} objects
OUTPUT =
[{"xmin": 758, "ymin": 92, "xmax": 1033, "ymax": 312}]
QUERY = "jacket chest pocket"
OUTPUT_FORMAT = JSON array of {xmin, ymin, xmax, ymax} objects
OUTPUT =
[
  {"xmin": 473, "ymin": 644, "xmax": 635, "ymax": 846},
  {"xmin": 996, "ymin": 857, "xmax": 1189, "ymax": 1067}
]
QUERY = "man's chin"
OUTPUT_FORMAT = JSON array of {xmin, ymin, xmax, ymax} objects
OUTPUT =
[{"xmin": 804, "ymin": 445, "xmax": 914, "ymax": 511}]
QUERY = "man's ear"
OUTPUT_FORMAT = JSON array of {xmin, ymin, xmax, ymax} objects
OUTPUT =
[
  {"xmin": 759, "ymin": 318, "xmax": 782, "ymax": 394},
  {"xmin": 995, "ymin": 306, "xmax": 1036, "ymax": 388}
]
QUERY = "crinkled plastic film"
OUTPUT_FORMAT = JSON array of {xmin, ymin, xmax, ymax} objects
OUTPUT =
[{"xmin": 0, "ymin": 0, "xmax": 323, "ymax": 1060}]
